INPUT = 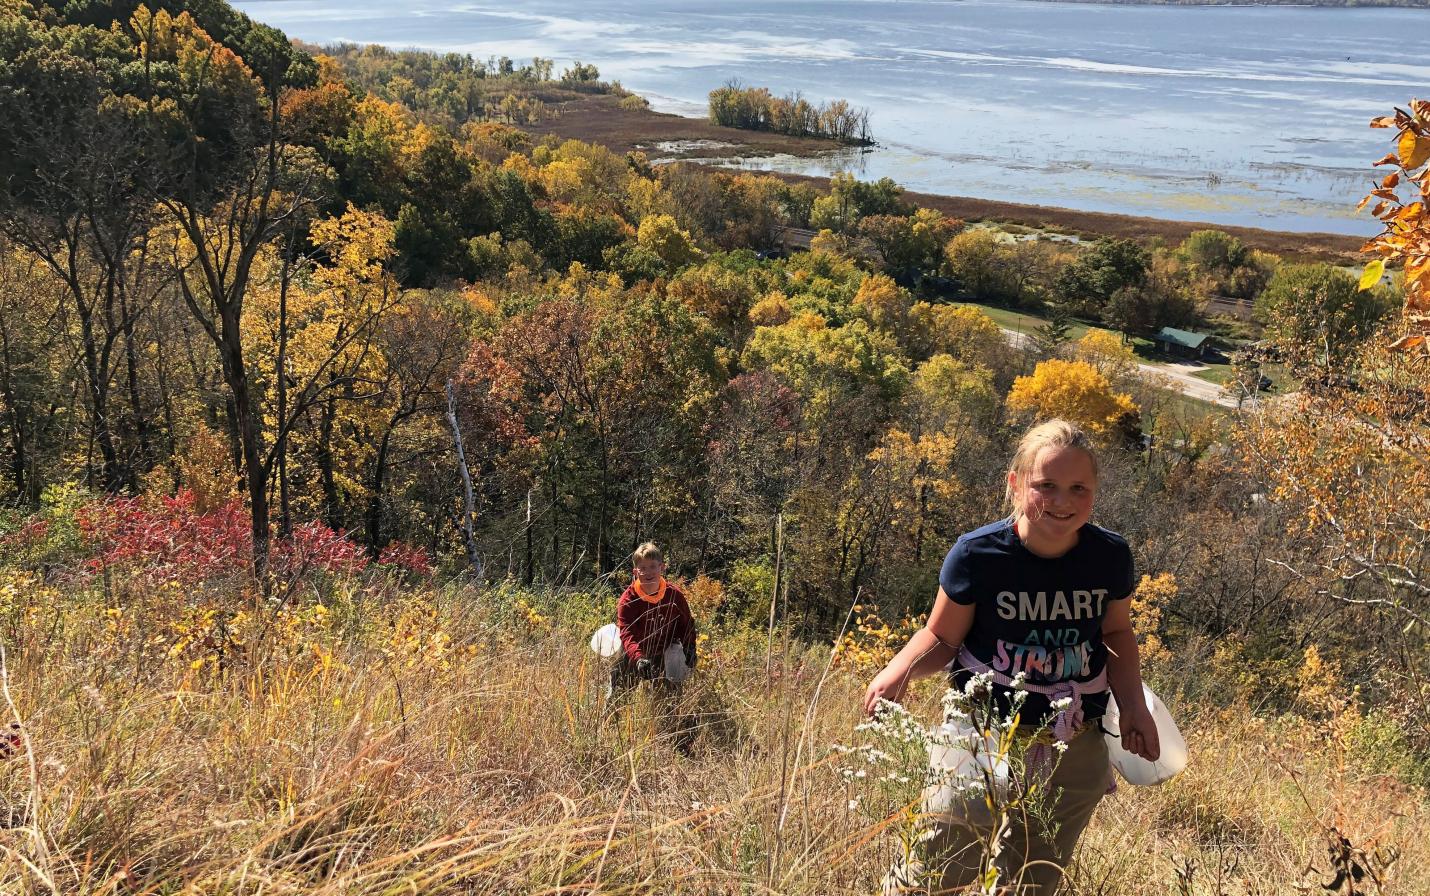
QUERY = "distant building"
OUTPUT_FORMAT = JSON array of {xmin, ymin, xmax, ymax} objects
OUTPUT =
[{"xmin": 1153, "ymin": 326, "xmax": 1213, "ymax": 361}]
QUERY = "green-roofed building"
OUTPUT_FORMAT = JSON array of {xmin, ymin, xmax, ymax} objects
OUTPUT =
[{"xmin": 1153, "ymin": 326, "xmax": 1214, "ymax": 360}]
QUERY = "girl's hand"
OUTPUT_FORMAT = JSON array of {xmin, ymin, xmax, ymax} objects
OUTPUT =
[
  {"xmin": 863, "ymin": 664, "xmax": 911, "ymax": 716},
  {"xmin": 1119, "ymin": 705, "xmax": 1161, "ymax": 762}
]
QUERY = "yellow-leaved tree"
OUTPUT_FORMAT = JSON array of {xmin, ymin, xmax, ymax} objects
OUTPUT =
[
  {"xmin": 852, "ymin": 272, "xmax": 912, "ymax": 333},
  {"xmin": 636, "ymin": 214, "xmax": 702, "ymax": 270},
  {"xmin": 1006, "ymin": 359, "xmax": 1138, "ymax": 435},
  {"xmin": 906, "ymin": 303, "xmax": 1007, "ymax": 369},
  {"xmin": 1071, "ymin": 327, "xmax": 1138, "ymax": 385},
  {"xmin": 244, "ymin": 204, "xmax": 402, "ymax": 533}
]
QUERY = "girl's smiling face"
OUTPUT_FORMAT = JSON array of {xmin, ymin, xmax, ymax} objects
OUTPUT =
[{"xmin": 1009, "ymin": 445, "xmax": 1097, "ymax": 556}]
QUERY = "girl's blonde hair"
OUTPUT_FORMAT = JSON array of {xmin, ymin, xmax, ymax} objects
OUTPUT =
[
  {"xmin": 1004, "ymin": 418, "xmax": 1098, "ymax": 515},
  {"xmin": 632, "ymin": 541, "xmax": 664, "ymax": 564}
]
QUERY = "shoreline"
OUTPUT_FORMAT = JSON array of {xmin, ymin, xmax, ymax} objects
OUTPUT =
[
  {"xmin": 735, "ymin": 170, "xmax": 1366, "ymax": 264},
  {"xmin": 526, "ymin": 95, "xmax": 1368, "ymax": 264}
]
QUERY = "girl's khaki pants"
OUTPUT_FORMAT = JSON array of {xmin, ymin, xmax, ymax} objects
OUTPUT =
[{"xmin": 885, "ymin": 725, "xmax": 1110, "ymax": 895}]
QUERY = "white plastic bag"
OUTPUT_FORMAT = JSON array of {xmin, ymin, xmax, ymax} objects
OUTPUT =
[
  {"xmin": 589, "ymin": 623, "xmax": 621, "ymax": 659},
  {"xmin": 1103, "ymin": 684, "xmax": 1188, "ymax": 785},
  {"xmin": 663, "ymin": 641, "xmax": 692, "ymax": 684},
  {"xmin": 923, "ymin": 718, "xmax": 1010, "ymax": 822}
]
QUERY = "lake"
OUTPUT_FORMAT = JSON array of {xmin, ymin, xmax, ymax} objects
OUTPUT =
[{"xmin": 232, "ymin": 0, "xmax": 1430, "ymax": 235}]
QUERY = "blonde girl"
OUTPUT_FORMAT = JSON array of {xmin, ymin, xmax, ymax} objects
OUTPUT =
[{"xmin": 865, "ymin": 419, "xmax": 1159, "ymax": 895}]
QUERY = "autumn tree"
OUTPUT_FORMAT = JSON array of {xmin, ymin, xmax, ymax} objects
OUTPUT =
[
  {"xmin": 1237, "ymin": 100, "xmax": 1430, "ymax": 641},
  {"xmin": 0, "ymin": 246, "xmax": 70, "ymax": 503},
  {"xmin": 636, "ymin": 214, "xmax": 702, "ymax": 270},
  {"xmin": 1361, "ymin": 98, "xmax": 1430, "ymax": 351},
  {"xmin": 0, "ymin": 8, "xmax": 167, "ymax": 491},
  {"xmin": 704, "ymin": 371, "xmax": 804, "ymax": 567},
  {"xmin": 866, "ymin": 353, "xmax": 997, "ymax": 570},
  {"xmin": 1237, "ymin": 340, "xmax": 1427, "ymax": 633},
  {"xmin": 241, "ymin": 206, "xmax": 404, "ymax": 537},
  {"xmin": 668, "ymin": 261, "xmax": 759, "ymax": 344},
  {"xmin": 859, "ymin": 209, "xmax": 957, "ymax": 274},
  {"xmin": 1171, "ymin": 230, "xmax": 1269, "ymax": 301},
  {"xmin": 125, "ymin": 5, "xmax": 333, "ymax": 573},
  {"xmin": 944, "ymin": 229, "xmax": 1012, "ymax": 303},
  {"xmin": 1071, "ymin": 328, "xmax": 1138, "ymax": 386},
  {"xmin": 495, "ymin": 285, "xmax": 723, "ymax": 577},
  {"xmin": 1055, "ymin": 238, "xmax": 1150, "ymax": 319},
  {"xmin": 904, "ymin": 303, "xmax": 1008, "ymax": 370},
  {"xmin": 719, "ymin": 173, "xmax": 789, "ymax": 250},
  {"xmin": 852, "ymin": 273, "xmax": 913, "ymax": 335},
  {"xmin": 1255, "ymin": 263, "xmax": 1395, "ymax": 374},
  {"xmin": 1007, "ymin": 358, "xmax": 1138, "ymax": 438},
  {"xmin": 809, "ymin": 173, "xmax": 904, "ymax": 233}
]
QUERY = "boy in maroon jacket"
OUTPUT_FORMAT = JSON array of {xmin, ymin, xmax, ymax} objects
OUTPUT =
[{"xmin": 609, "ymin": 542, "xmax": 697, "ymax": 698}]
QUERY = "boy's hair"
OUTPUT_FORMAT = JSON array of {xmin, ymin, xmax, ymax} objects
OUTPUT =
[
  {"xmin": 1004, "ymin": 418, "xmax": 1098, "ymax": 514},
  {"xmin": 632, "ymin": 541, "xmax": 664, "ymax": 564}
]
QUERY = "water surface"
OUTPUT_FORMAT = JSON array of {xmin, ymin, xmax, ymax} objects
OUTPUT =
[{"xmin": 234, "ymin": 0, "xmax": 1430, "ymax": 234}]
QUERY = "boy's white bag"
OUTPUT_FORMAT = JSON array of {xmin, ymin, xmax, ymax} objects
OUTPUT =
[
  {"xmin": 589, "ymin": 623, "xmax": 621, "ymax": 659},
  {"xmin": 1103, "ymin": 684, "xmax": 1188, "ymax": 785},
  {"xmin": 662, "ymin": 641, "xmax": 692, "ymax": 684}
]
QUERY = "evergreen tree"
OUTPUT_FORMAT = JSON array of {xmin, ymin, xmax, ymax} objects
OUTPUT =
[{"xmin": 1033, "ymin": 303, "xmax": 1073, "ymax": 358}]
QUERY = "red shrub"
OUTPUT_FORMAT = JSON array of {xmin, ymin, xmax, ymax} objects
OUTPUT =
[
  {"xmin": 75, "ymin": 490, "xmax": 371, "ymax": 585},
  {"xmin": 377, "ymin": 540, "xmax": 435, "ymax": 577},
  {"xmin": 273, "ymin": 522, "xmax": 368, "ymax": 577}
]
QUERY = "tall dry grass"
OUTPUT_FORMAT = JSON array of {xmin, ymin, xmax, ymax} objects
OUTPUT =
[{"xmin": 0, "ymin": 573, "xmax": 1423, "ymax": 894}]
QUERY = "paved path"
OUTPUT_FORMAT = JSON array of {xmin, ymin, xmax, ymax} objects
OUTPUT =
[{"xmin": 1133, "ymin": 359, "xmax": 1237, "ymax": 407}]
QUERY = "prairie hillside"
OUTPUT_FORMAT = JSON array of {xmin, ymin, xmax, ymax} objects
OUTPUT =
[{"xmin": 0, "ymin": 1, "xmax": 1427, "ymax": 893}]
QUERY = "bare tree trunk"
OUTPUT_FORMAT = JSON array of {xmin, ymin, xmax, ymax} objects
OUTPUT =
[
  {"xmin": 366, "ymin": 424, "xmax": 395, "ymax": 555},
  {"xmin": 200, "ymin": 298, "xmax": 273, "ymax": 579},
  {"xmin": 524, "ymin": 487, "xmax": 534, "ymax": 586},
  {"xmin": 765, "ymin": 512, "xmax": 784, "ymax": 678},
  {"xmin": 549, "ymin": 473, "xmax": 559, "ymax": 584},
  {"xmin": 276, "ymin": 237, "xmax": 293, "ymax": 536},
  {"xmin": 317, "ymin": 390, "xmax": 340, "ymax": 527},
  {"xmin": 118, "ymin": 286, "xmax": 152, "ymax": 480},
  {"xmin": 152, "ymin": 316, "xmax": 179, "ymax": 477},
  {"xmin": 71, "ymin": 278, "xmax": 124, "ymax": 491},
  {"xmin": 445, "ymin": 380, "xmax": 483, "ymax": 579}
]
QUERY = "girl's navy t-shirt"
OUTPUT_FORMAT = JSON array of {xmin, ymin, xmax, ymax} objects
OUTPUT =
[{"xmin": 938, "ymin": 518, "xmax": 1135, "ymax": 725}]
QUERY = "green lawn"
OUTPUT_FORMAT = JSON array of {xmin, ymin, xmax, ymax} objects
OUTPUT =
[
  {"xmin": 1195, "ymin": 360, "xmax": 1297, "ymax": 393},
  {"xmin": 1167, "ymin": 390, "xmax": 1227, "ymax": 422},
  {"xmin": 950, "ymin": 302, "xmax": 1099, "ymax": 343},
  {"xmin": 954, "ymin": 301, "xmax": 1155, "ymax": 357},
  {"xmin": 1192, "ymin": 364, "xmax": 1233, "ymax": 386}
]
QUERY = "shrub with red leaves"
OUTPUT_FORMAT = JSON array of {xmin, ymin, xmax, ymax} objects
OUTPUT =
[
  {"xmin": 272, "ymin": 521, "xmax": 368, "ymax": 578},
  {"xmin": 78, "ymin": 491, "xmax": 251, "ymax": 585},
  {"xmin": 377, "ymin": 540, "xmax": 435, "ymax": 577},
  {"xmin": 75, "ymin": 490, "xmax": 371, "ymax": 585},
  {"xmin": 0, "ymin": 517, "xmax": 50, "ymax": 556}
]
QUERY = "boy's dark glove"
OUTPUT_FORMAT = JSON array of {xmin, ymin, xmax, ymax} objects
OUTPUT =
[
  {"xmin": 684, "ymin": 641, "xmax": 698, "ymax": 670},
  {"xmin": 635, "ymin": 658, "xmax": 656, "ymax": 680}
]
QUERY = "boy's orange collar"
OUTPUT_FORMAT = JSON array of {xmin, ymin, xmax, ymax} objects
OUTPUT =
[{"xmin": 633, "ymin": 576, "xmax": 668, "ymax": 604}]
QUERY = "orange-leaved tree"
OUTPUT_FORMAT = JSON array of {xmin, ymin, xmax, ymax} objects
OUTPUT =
[
  {"xmin": 1234, "ymin": 102, "xmax": 1430, "ymax": 639},
  {"xmin": 1361, "ymin": 99, "xmax": 1430, "ymax": 353}
]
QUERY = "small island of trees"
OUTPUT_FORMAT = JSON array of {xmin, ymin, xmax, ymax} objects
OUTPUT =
[{"xmin": 708, "ymin": 81, "xmax": 873, "ymax": 145}]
